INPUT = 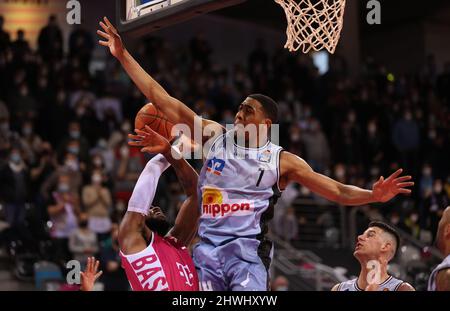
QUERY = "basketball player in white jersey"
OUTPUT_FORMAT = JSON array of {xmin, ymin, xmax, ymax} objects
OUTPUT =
[
  {"xmin": 97, "ymin": 17, "xmax": 414, "ymax": 291},
  {"xmin": 428, "ymin": 206, "xmax": 450, "ymax": 291},
  {"xmin": 332, "ymin": 221, "xmax": 415, "ymax": 291}
]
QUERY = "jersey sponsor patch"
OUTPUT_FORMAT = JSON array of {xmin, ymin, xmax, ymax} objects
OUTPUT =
[
  {"xmin": 206, "ymin": 157, "xmax": 226, "ymax": 176},
  {"xmin": 258, "ymin": 150, "xmax": 272, "ymax": 163},
  {"xmin": 201, "ymin": 187, "xmax": 254, "ymax": 218}
]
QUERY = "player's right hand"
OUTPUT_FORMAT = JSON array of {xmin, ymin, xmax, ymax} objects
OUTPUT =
[
  {"xmin": 128, "ymin": 125, "xmax": 171, "ymax": 155},
  {"xmin": 97, "ymin": 16, "xmax": 125, "ymax": 59}
]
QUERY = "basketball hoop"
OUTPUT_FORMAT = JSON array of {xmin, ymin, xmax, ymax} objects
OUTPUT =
[{"xmin": 275, "ymin": 0, "xmax": 346, "ymax": 54}]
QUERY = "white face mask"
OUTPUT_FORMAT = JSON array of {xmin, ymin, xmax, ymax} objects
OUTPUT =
[
  {"xmin": 93, "ymin": 157, "xmax": 103, "ymax": 167},
  {"xmin": 92, "ymin": 174, "xmax": 102, "ymax": 184},
  {"xmin": 65, "ymin": 160, "xmax": 79, "ymax": 171},
  {"xmin": 121, "ymin": 122, "xmax": 131, "ymax": 133},
  {"xmin": 120, "ymin": 146, "xmax": 129, "ymax": 157}
]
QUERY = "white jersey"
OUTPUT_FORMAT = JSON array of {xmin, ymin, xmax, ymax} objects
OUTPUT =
[
  {"xmin": 336, "ymin": 276, "xmax": 404, "ymax": 291},
  {"xmin": 428, "ymin": 254, "xmax": 450, "ymax": 291},
  {"xmin": 197, "ymin": 130, "xmax": 283, "ymax": 246}
]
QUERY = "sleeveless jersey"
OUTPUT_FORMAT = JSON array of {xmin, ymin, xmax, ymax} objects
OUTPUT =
[
  {"xmin": 197, "ymin": 130, "xmax": 283, "ymax": 246},
  {"xmin": 428, "ymin": 254, "xmax": 450, "ymax": 291},
  {"xmin": 120, "ymin": 233, "xmax": 199, "ymax": 291},
  {"xmin": 336, "ymin": 276, "xmax": 404, "ymax": 291}
]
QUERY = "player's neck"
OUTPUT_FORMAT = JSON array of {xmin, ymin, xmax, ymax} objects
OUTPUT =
[
  {"xmin": 234, "ymin": 134, "xmax": 268, "ymax": 149},
  {"xmin": 358, "ymin": 259, "xmax": 389, "ymax": 290},
  {"xmin": 444, "ymin": 245, "xmax": 450, "ymax": 258}
]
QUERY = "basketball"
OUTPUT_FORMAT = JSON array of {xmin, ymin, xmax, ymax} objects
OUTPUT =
[{"xmin": 134, "ymin": 103, "xmax": 175, "ymax": 141}]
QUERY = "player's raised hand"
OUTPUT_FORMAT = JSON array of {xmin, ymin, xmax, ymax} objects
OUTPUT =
[
  {"xmin": 128, "ymin": 125, "xmax": 171, "ymax": 155},
  {"xmin": 97, "ymin": 16, "xmax": 125, "ymax": 59},
  {"xmin": 80, "ymin": 257, "xmax": 103, "ymax": 291},
  {"xmin": 372, "ymin": 169, "xmax": 414, "ymax": 203}
]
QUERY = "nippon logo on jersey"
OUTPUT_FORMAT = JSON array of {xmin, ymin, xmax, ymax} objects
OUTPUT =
[
  {"xmin": 201, "ymin": 187, "xmax": 254, "ymax": 218},
  {"xmin": 206, "ymin": 157, "xmax": 225, "ymax": 176}
]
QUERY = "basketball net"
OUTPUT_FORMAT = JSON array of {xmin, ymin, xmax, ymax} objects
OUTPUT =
[{"xmin": 275, "ymin": 0, "xmax": 346, "ymax": 54}]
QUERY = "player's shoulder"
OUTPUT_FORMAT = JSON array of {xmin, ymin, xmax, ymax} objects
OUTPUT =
[
  {"xmin": 331, "ymin": 279, "xmax": 356, "ymax": 291},
  {"xmin": 163, "ymin": 235, "xmax": 188, "ymax": 250},
  {"xmin": 397, "ymin": 282, "xmax": 415, "ymax": 291},
  {"xmin": 331, "ymin": 283, "xmax": 340, "ymax": 291},
  {"xmin": 436, "ymin": 267, "xmax": 450, "ymax": 291}
]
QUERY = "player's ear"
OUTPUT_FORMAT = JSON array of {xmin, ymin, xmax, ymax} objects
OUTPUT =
[{"xmin": 380, "ymin": 241, "xmax": 390, "ymax": 253}]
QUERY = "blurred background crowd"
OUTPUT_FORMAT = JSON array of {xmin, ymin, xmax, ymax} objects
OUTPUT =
[{"xmin": 0, "ymin": 13, "xmax": 449, "ymax": 290}]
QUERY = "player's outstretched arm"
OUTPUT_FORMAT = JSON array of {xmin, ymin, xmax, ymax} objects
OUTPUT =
[
  {"xmin": 97, "ymin": 17, "xmax": 223, "ymax": 142},
  {"xmin": 129, "ymin": 126, "xmax": 199, "ymax": 245},
  {"xmin": 80, "ymin": 257, "xmax": 103, "ymax": 291},
  {"xmin": 280, "ymin": 152, "xmax": 414, "ymax": 206}
]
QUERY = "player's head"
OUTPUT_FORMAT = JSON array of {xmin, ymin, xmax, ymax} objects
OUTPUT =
[
  {"xmin": 354, "ymin": 221, "xmax": 400, "ymax": 263},
  {"xmin": 234, "ymin": 94, "xmax": 278, "ymax": 140},
  {"xmin": 145, "ymin": 206, "xmax": 171, "ymax": 237},
  {"xmin": 435, "ymin": 206, "xmax": 450, "ymax": 255}
]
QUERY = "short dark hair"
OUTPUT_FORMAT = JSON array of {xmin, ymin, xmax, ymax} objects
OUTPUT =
[
  {"xmin": 368, "ymin": 221, "xmax": 400, "ymax": 256},
  {"xmin": 248, "ymin": 94, "xmax": 279, "ymax": 123}
]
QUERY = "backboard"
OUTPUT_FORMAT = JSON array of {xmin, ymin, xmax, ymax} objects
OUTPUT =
[{"xmin": 116, "ymin": 0, "xmax": 246, "ymax": 37}]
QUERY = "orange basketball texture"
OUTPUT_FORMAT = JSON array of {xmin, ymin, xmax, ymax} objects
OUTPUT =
[{"xmin": 134, "ymin": 103, "xmax": 175, "ymax": 141}]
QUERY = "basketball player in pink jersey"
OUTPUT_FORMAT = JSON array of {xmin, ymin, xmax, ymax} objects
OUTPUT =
[{"xmin": 81, "ymin": 126, "xmax": 199, "ymax": 291}]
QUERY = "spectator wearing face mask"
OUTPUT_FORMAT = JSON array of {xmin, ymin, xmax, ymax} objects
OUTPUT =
[
  {"xmin": 98, "ymin": 223, "xmax": 129, "ymax": 291},
  {"xmin": 40, "ymin": 152, "xmax": 82, "ymax": 201},
  {"xmin": 404, "ymin": 211, "xmax": 421, "ymax": 239},
  {"xmin": 302, "ymin": 119, "xmax": 330, "ymax": 173},
  {"xmin": 90, "ymin": 139, "xmax": 116, "ymax": 174},
  {"xmin": 113, "ymin": 141, "xmax": 145, "ymax": 203},
  {"xmin": 0, "ymin": 113, "xmax": 21, "ymax": 160},
  {"xmin": 424, "ymin": 179, "xmax": 449, "ymax": 242},
  {"xmin": 69, "ymin": 213, "xmax": 98, "ymax": 268},
  {"xmin": 392, "ymin": 110, "xmax": 420, "ymax": 176},
  {"xmin": 47, "ymin": 174, "xmax": 80, "ymax": 264},
  {"xmin": 0, "ymin": 147, "xmax": 30, "ymax": 228},
  {"xmin": 82, "ymin": 169, "xmax": 113, "ymax": 241},
  {"xmin": 363, "ymin": 119, "xmax": 385, "ymax": 173},
  {"xmin": 271, "ymin": 275, "xmax": 289, "ymax": 291},
  {"xmin": 58, "ymin": 121, "xmax": 89, "ymax": 161},
  {"xmin": 86, "ymin": 153, "xmax": 113, "ymax": 191},
  {"xmin": 19, "ymin": 120, "xmax": 43, "ymax": 164}
]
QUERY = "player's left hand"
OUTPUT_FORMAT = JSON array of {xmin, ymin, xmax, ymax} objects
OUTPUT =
[
  {"xmin": 80, "ymin": 257, "xmax": 103, "ymax": 291},
  {"xmin": 128, "ymin": 125, "xmax": 171, "ymax": 155},
  {"xmin": 372, "ymin": 169, "xmax": 414, "ymax": 203}
]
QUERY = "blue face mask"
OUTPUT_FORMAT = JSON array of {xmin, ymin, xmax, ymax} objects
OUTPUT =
[
  {"xmin": 58, "ymin": 183, "xmax": 70, "ymax": 193},
  {"xmin": 10, "ymin": 153, "xmax": 22, "ymax": 164},
  {"xmin": 22, "ymin": 127, "xmax": 32, "ymax": 136},
  {"xmin": 68, "ymin": 146, "xmax": 80, "ymax": 154},
  {"xmin": 70, "ymin": 131, "xmax": 80, "ymax": 139}
]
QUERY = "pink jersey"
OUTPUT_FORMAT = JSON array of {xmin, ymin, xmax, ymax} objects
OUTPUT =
[{"xmin": 120, "ymin": 233, "xmax": 199, "ymax": 291}]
